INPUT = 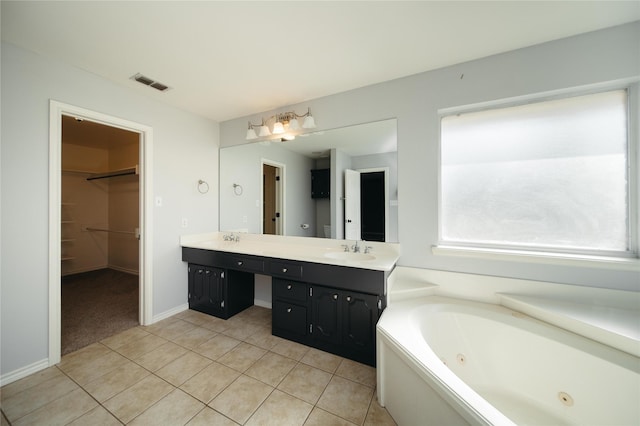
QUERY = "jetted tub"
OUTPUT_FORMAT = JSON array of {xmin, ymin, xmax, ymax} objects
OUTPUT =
[{"xmin": 376, "ymin": 296, "xmax": 640, "ymax": 425}]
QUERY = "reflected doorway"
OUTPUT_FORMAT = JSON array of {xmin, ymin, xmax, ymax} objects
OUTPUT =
[
  {"xmin": 361, "ymin": 171, "xmax": 386, "ymax": 241},
  {"xmin": 262, "ymin": 161, "xmax": 284, "ymax": 235},
  {"xmin": 344, "ymin": 167, "xmax": 389, "ymax": 241}
]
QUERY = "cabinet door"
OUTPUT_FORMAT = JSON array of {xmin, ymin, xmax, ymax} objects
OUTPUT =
[
  {"xmin": 311, "ymin": 287, "xmax": 342, "ymax": 345},
  {"xmin": 273, "ymin": 300, "xmax": 308, "ymax": 338},
  {"xmin": 342, "ymin": 292, "xmax": 378, "ymax": 353},
  {"xmin": 207, "ymin": 267, "xmax": 225, "ymax": 316},
  {"xmin": 188, "ymin": 264, "xmax": 224, "ymax": 317}
]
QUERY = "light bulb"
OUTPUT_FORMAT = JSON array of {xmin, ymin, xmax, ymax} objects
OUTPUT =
[
  {"xmin": 246, "ymin": 128, "xmax": 258, "ymax": 140},
  {"xmin": 258, "ymin": 125, "xmax": 271, "ymax": 137},
  {"xmin": 272, "ymin": 121, "xmax": 285, "ymax": 134},
  {"xmin": 302, "ymin": 115, "xmax": 316, "ymax": 129}
]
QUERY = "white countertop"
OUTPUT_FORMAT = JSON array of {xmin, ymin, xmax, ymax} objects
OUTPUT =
[{"xmin": 180, "ymin": 232, "xmax": 401, "ymax": 272}]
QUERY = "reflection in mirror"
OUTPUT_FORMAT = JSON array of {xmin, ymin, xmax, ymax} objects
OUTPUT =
[{"xmin": 219, "ymin": 119, "xmax": 398, "ymax": 242}]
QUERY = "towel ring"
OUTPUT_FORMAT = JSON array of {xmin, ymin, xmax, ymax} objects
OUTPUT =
[
  {"xmin": 197, "ymin": 179, "xmax": 209, "ymax": 194},
  {"xmin": 233, "ymin": 183, "xmax": 243, "ymax": 196}
]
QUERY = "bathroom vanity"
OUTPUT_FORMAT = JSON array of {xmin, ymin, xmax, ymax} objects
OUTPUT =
[{"xmin": 181, "ymin": 232, "xmax": 400, "ymax": 366}]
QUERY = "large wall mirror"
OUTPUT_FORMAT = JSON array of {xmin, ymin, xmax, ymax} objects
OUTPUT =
[{"xmin": 219, "ymin": 119, "xmax": 398, "ymax": 242}]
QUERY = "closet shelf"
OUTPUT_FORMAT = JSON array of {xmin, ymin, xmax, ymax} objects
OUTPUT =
[
  {"xmin": 86, "ymin": 165, "xmax": 138, "ymax": 181},
  {"xmin": 84, "ymin": 226, "xmax": 138, "ymax": 237}
]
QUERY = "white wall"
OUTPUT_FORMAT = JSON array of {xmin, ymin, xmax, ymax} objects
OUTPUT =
[
  {"xmin": 221, "ymin": 22, "xmax": 640, "ymax": 291},
  {"xmin": 1, "ymin": 42, "xmax": 219, "ymax": 377}
]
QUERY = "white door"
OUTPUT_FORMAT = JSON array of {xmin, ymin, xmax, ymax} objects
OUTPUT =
[{"xmin": 344, "ymin": 169, "xmax": 361, "ymax": 240}]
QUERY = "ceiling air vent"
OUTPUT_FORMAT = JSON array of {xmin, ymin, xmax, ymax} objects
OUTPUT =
[{"xmin": 131, "ymin": 73, "xmax": 170, "ymax": 92}]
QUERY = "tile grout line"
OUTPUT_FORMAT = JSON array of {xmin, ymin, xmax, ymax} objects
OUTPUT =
[{"xmin": 3, "ymin": 307, "xmax": 386, "ymax": 426}]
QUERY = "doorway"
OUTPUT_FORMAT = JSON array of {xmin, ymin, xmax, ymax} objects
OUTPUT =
[
  {"xmin": 60, "ymin": 116, "xmax": 140, "ymax": 355},
  {"xmin": 49, "ymin": 101, "xmax": 153, "ymax": 366},
  {"xmin": 262, "ymin": 160, "xmax": 285, "ymax": 235}
]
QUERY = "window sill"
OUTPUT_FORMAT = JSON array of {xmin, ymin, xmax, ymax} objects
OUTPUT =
[{"xmin": 432, "ymin": 245, "xmax": 640, "ymax": 271}]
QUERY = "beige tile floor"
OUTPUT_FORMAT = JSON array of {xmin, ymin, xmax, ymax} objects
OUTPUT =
[{"xmin": 1, "ymin": 306, "xmax": 397, "ymax": 426}]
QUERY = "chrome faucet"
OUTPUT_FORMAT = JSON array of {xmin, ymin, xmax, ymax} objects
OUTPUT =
[{"xmin": 351, "ymin": 240, "xmax": 360, "ymax": 253}]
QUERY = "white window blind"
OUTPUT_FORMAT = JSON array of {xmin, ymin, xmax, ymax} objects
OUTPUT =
[{"xmin": 440, "ymin": 89, "xmax": 631, "ymax": 257}]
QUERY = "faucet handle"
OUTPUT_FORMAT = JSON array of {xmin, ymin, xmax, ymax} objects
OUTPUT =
[
  {"xmin": 341, "ymin": 244, "xmax": 350, "ymax": 252},
  {"xmin": 364, "ymin": 246, "xmax": 373, "ymax": 254}
]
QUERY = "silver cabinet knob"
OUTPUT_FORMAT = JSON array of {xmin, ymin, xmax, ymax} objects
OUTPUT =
[
  {"xmin": 237, "ymin": 261, "xmax": 243, "ymax": 266},
  {"xmin": 346, "ymin": 296, "xmax": 352, "ymax": 302},
  {"xmin": 282, "ymin": 268, "xmax": 288, "ymax": 273},
  {"xmin": 333, "ymin": 294, "xmax": 338, "ymax": 300},
  {"xmin": 287, "ymin": 285, "xmax": 292, "ymax": 290},
  {"xmin": 287, "ymin": 307, "xmax": 292, "ymax": 313}
]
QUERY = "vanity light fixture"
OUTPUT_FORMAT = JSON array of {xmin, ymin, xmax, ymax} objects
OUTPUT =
[{"xmin": 246, "ymin": 107, "xmax": 316, "ymax": 140}]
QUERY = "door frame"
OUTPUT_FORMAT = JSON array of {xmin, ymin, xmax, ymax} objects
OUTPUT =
[
  {"xmin": 260, "ymin": 159, "xmax": 285, "ymax": 235},
  {"xmin": 48, "ymin": 100, "xmax": 154, "ymax": 365}
]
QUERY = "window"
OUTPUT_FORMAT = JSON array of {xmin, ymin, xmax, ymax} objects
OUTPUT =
[{"xmin": 440, "ymin": 89, "xmax": 635, "ymax": 259}]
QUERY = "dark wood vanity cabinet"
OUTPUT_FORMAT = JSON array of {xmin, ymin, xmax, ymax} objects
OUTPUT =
[
  {"xmin": 272, "ymin": 276, "xmax": 381, "ymax": 366},
  {"xmin": 308, "ymin": 286, "xmax": 379, "ymax": 365},
  {"xmin": 187, "ymin": 263, "xmax": 254, "ymax": 320},
  {"xmin": 188, "ymin": 265, "xmax": 225, "ymax": 317},
  {"xmin": 272, "ymin": 278, "xmax": 310, "ymax": 341},
  {"xmin": 183, "ymin": 247, "xmax": 389, "ymax": 366}
]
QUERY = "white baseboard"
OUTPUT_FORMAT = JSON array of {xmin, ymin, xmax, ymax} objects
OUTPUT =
[
  {"xmin": 152, "ymin": 303, "xmax": 188, "ymax": 324},
  {"xmin": 61, "ymin": 264, "xmax": 108, "ymax": 276},
  {"xmin": 61, "ymin": 265, "xmax": 139, "ymax": 276},
  {"xmin": 108, "ymin": 264, "xmax": 140, "ymax": 275},
  {"xmin": 254, "ymin": 299, "xmax": 272, "ymax": 309},
  {"xmin": 0, "ymin": 358, "xmax": 49, "ymax": 387}
]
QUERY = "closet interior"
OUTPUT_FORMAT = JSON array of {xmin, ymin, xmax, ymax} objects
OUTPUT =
[{"xmin": 61, "ymin": 115, "xmax": 140, "ymax": 355}]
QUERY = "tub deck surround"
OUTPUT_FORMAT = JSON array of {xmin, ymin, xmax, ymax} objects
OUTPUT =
[
  {"xmin": 377, "ymin": 295, "xmax": 640, "ymax": 426},
  {"xmin": 499, "ymin": 293, "xmax": 640, "ymax": 358},
  {"xmin": 385, "ymin": 266, "xmax": 438, "ymax": 304},
  {"xmin": 180, "ymin": 232, "xmax": 400, "ymax": 271},
  {"xmin": 386, "ymin": 266, "xmax": 640, "ymax": 358}
]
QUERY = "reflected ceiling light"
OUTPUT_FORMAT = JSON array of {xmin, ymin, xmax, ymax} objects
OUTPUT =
[
  {"xmin": 246, "ymin": 108, "xmax": 316, "ymax": 140},
  {"xmin": 258, "ymin": 119, "xmax": 271, "ymax": 137},
  {"xmin": 246, "ymin": 123, "xmax": 257, "ymax": 140}
]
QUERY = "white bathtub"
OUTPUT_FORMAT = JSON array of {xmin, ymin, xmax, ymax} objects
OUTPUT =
[{"xmin": 376, "ymin": 296, "xmax": 640, "ymax": 426}]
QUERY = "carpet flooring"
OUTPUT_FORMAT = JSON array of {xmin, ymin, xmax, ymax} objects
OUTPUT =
[{"xmin": 62, "ymin": 268, "xmax": 138, "ymax": 355}]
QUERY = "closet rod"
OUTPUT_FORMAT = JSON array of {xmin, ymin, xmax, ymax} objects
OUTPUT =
[
  {"xmin": 85, "ymin": 227, "xmax": 136, "ymax": 235},
  {"xmin": 86, "ymin": 166, "xmax": 138, "ymax": 181}
]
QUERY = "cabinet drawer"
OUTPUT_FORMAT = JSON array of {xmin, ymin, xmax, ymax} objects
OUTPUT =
[
  {"xmin": 273, "ymin": 301, "xmax": 307, "ymax": 337},
  {"xmin": 273, "ymin": 279, "xmax": 307, "ymax": 303},
  {"xmin": 223, "ymin": 254, "xmax": 264, "ymax": 273},
  {"xmin": 270, "ymin": 261, "xmax": 303, "ymax": 279}
]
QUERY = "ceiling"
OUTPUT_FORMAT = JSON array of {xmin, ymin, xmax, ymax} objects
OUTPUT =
[
  {"xmin": 2, "ymin": 1, "xmax": 638, "ymax": 123},
  {"xmin": 62, "ymin": 115, "xmax": 139, "ymax": 150}
]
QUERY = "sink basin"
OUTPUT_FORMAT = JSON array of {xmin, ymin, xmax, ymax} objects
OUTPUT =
[{"xmin": 324, "ymin": 251, "xmax": 375, "ymax": 261}]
